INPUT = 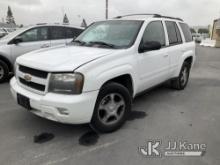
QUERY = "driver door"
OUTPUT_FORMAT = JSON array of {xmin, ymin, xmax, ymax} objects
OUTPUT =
[
  {"xmin": 138, "ymin": 21, "xmax": 170, "ymax": 91},
  {"xmin": 11, "ymin": 27, "xmax": 51, "ymax": 60}
]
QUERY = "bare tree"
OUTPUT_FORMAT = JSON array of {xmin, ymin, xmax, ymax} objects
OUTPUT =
[
  {"xmin": 63, "ymin": 13, "xmax": 69, "ymax": 24},
  {"xmin": 6, "ymin": 6, "xmax": 16, "ymax": 25}
]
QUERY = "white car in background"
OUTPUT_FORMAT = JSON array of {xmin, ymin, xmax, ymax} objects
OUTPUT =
[
  {"xmin": 0, "ymin": 29, "xmax": 8, "ymax": 38},
  {"xmin": 0, "ymin": 24, "xmax": 84, "ymax": 82}
]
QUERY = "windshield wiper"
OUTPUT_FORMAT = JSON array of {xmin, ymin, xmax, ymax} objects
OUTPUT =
[
  {"xmin": 72, "ymin": 40, "xmax": 87, "ymax": 45},
  {"xmin": 89, "ymin": 41, "xmax": 117, "ymax": 48}
]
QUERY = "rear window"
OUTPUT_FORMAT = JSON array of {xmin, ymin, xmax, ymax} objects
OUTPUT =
[
  {"xmin": 66, "ymin": 28, "xmax": 83, "ymax": 38},
  {"xmin": 50, "ymin": 26, "xmax": 66, "ymax": 40},
  {"xmin": 179, "ymin": 23, "xmax": 193, "ymax": 42}
]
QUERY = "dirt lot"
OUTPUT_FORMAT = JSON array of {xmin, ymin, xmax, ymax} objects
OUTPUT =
[{"xmin": 0, "ymin": 46, "xmax": 220, "ymax": 165}]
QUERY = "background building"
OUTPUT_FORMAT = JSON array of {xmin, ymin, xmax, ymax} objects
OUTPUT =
[{"xmin": 211, "ymin": 18, "xmax": 220, "ymax": 47}]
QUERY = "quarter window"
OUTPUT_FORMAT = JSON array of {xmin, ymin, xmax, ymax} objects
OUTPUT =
[
  {"xmin": 179, "ymin": 23, "xmax": 193, "ymax": 42},
  {"xmin": 66, "ymin": 28, "xmax": 83, "ymax": 38},
  {"xmin": 142, "ymin": 21, "xmax": 166, "ymax": 46}
]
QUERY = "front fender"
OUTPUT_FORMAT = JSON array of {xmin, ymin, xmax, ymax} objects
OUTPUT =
[{"xmin": 81, "ymin": 64, "xmax": 138, "ymax": 95}]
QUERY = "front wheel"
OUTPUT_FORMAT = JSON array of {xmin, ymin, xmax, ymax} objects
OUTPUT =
[
  {"xmin": 171, "ymin": 61, "xmax": 191, "ymax": 90},
  {"xmin": 90, "ymin": 82, "xmax": 132, "ymax": 133}
]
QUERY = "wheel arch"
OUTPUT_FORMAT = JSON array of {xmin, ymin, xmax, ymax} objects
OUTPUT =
[
  {"xmin": 0, "ymin": 55, "xmax": 13, "ymax": 72},
  {"xmin": 101, "ymin": 74, "xmax": 134, "ymax": 97},
  {"xmin": 174, "ymin": 50, "xmax": 195, "ymax": 77}
]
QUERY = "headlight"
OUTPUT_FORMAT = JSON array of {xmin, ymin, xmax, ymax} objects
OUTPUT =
[
  {"xmin": 14, "ymin": 62, "xmax": 18, "ymax": 79},
  {"xmin": 48, "ymin": 73, "xmax": 84, "ymax": 94}
]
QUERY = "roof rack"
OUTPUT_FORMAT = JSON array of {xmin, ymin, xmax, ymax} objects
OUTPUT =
[
  {"xmin": 114, "ymin": 14, "xmax": 161, "ymax": 19},
  {"xmin": 36, "ymin": 23, "xmax": 47, "ymax": 25},
  {"xmin": 114, "ymin": 13, "xmax": 183, "ymax": 21},
  {"xmin": 155, "ymin": 15, "xmax": 183, "ymax": 21}
]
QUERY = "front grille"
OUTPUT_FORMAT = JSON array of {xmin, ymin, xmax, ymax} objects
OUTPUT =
[
  {"xmin": 19, "ymin": 65, "xmax": 48, "ymax": 79},
  {"xmin": 17, "ymin": 64, "xmax": 49, "ymax": 94},
  {"xmin": 19, "ymin": 78, "xmax": 46, "ymax": 92}
]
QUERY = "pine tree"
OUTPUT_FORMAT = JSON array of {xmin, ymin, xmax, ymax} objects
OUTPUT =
[
  {"xmin": 63, "ymin": 14, "xmax": 69, "ymax": 24},
  {"xmin": 6, "ymin": 6, "xmax": 16, "ymax": 25},
  {"xmin": 81, "ymin": 19, "xmax": 87, "ymax": 28}
]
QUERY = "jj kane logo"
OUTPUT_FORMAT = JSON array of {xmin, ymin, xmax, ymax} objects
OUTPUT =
[{"xmin": 139, "ymin": 139, "xmax": 206, "ymax": 158}]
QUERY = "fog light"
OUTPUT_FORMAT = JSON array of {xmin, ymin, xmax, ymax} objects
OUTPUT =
[{"xmin": 57, "ymin": 108, "xmax": 69, "ymax": 115}]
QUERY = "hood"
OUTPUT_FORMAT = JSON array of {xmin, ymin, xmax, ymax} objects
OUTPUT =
[
  {"xmin": 17, "ymin": 45, "xmax": 117, "ymax": 72},
  {"xmin": 0, "ymin": 39, "xmax": 8, "ymax": 45}
]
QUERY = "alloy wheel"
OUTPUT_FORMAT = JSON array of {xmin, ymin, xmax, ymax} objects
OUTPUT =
[{"xmin": 97, "ymin": 93, "xmax": 126, "ymax": 125}]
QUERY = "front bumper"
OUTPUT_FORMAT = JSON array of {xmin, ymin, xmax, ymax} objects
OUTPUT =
[{"xmin": 10, "ymin": 77, "xmax": 99, "ymax": 124}]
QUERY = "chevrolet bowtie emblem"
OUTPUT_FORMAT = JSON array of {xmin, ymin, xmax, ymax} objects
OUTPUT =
[{"xmin": 24, "ymin": 74, "xmax": 32, "ymax": 82}]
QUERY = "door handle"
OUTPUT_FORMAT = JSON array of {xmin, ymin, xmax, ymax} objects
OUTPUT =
[
  {"xmin": 41, "ymin": 44, "xmax": 50, "ymax": 48},
  {"xmin": 163, "ymin": 54, "xmax": 169, "ymax": 58}
]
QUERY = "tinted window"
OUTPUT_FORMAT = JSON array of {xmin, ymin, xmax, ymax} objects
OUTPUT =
[
  {"xmin": 175, "ymin": 24, "xmax": 182, "ymax": 43},
  {"xmin": 179, "ymin": 23, "xmax": 193, "ymax": 42},
  {"xmin": 66, "ymin": 28, "xmax": 83, "ymax": 38},
  {"xmin": 50, "ymin": 26, "xmax": 66, "ymax": 40},
  {"xmin": 166, "ymin": 21, "xmax": 181, "ymax": 45},
  {"xmin": 19, "ymin": 27, "xmax": 49, "ymax": 42},
  {"xmin": 142, "ymin": 21, "xmax": 165, "ymax": 46}
]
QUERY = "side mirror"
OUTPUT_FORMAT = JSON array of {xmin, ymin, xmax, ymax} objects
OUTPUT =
[
  {"xmin": 139, "ymin": 41, "xmax": 162, "ymax": 53},
  {"xmin": 13, "ymin": 37, "xmax": 23, "ymax": 45}
]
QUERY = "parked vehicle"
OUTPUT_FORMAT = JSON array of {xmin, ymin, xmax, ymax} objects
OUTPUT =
[
  {"xmin": 192, "ymin": 33, "xmax": 203, "ymax": 43},
  {"xmin": 0, "ymin": 29, "xmax": 8, "ymax": 38},
  {"xmin": 10, "ymin": 14, "xmax": 195, "ymax": 133},
  {"xmin": 0, "ymin": 24, "xmax": 84, "ymax": 82},
  {"xmin": 3, "ymin": 28, "xmax": 17, "ymax": 33}
]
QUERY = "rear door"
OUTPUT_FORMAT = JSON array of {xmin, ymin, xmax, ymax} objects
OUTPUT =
[
  {"xmin": 138, "ymin": 21, "xmax": 170, "ymax": 90},
  {"xmin": 49, "ymin": 26, "xmax": 67, "ymax": 47},
  {"xmin": 11, "ymin": 26, "xmax": 50, "ymax": 59},
  {"xmin": 164, "ymin": 21, "xmax": 183, "ymax": 76}
]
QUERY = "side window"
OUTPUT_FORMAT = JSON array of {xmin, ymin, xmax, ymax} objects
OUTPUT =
[
  {"xmin": 66, "ymin": 28, "xmax": 83, "ymax": 38},
  {"xmin": 175, "ymin": 23, "xmax": 182, "ymax": 43},
  {"xmin": 19, "ymin": 27, "xmax": 49, "ymax": 42},
  {"xmin": 50, "ymin": 26, "xmax": 66, "ymax": 40},
  {"xmin": 142, "ymin": 21, "xmax": 166, "ymax": 46},
  {"xmin": 165, "ymin": 21, "xmax": 182, "ymax": 45},
  {"xmin": 179, "ymin": 23, "xmax": 193, "ymax": 42}
]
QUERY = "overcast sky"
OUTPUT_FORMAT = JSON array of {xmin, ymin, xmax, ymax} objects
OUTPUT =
[{"xmin": 0, "ymin": 0, "xmax": 220, "ymax": 26}]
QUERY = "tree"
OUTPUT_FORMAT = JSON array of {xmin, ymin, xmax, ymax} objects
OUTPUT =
[
  {"xmin": 6, "ymin": 6, "xmax": 16, "ymax": 25},
  {"xmin": 190, "ymin": 28, "xmax": 196, "ymax": 33},
  {"xmin": 81, "ymin": 19, "xmax": 87, "ymax": 28},
  {"xmin": 63, "ymin": 14, "xmax": 69, "ymax": 24},
  {"xmin": 198, "ymin": 28, "xmax": 209, "ymax": 34}
]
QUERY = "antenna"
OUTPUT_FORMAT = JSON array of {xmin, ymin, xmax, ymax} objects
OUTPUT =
[{"xmin": 106, "ymin": 0, "xmax": 108, "ymax": 20}]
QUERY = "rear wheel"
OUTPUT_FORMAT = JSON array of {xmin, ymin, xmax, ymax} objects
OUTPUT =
[
  {"xmin": 90, "ymin": 82, "xmax": 132, "ymax": 133},
  {"xmin": 171, "ymin": 61, "xmax": 191, "ymax": 90},
  {"xmin": 0, "ymin": 60, "xmax": 9, "ymax": 83}
]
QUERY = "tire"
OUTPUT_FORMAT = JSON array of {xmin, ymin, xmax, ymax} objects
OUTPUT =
[
  {"xmin": 0, "ymin": 60, "xmax": 9, "ymax": 83},
  {"xmin": 90, "ymin": 82, "xmax": 132, "ymax": 133},
  {"xmin": 171, "ymin": 61, "xmax": 191, "ymax": 90}
]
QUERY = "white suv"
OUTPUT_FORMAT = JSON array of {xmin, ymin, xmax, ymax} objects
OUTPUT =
[
  {"xmin": 0, "ymin": 24, "xmax": 83, "ymax": 82},
  {"xmin": 10, "ymin": 14, "xmax": 195, "ymax": 133}
]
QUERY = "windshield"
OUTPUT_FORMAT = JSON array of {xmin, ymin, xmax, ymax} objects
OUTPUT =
[
  {"xmin": 1, "ymin": 27, "xmax": 26, "ymax": 40},
  {"xmin": 75, "ymin": 20, "xmax": 143, "ymax": 49}
]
